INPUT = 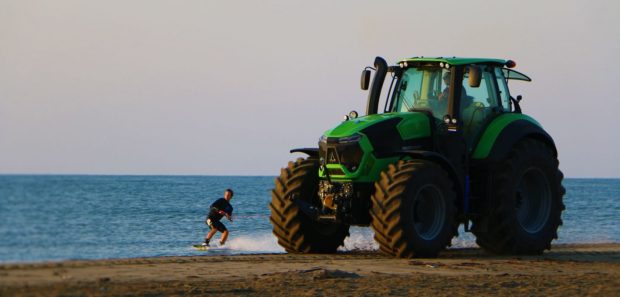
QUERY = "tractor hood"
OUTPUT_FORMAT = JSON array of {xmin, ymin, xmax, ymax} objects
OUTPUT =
[
  {"xmin": 318, "ymin": 112, "xmax": 432, "ymax": 182},
  {"xmin": 323, "ymin": 112, "xmax": 431, "ymax": 141}
]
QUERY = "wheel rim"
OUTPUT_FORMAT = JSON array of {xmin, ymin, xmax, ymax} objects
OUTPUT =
[
  {"xmin": 516, "ymin": 168, "xmax": 551, "ymax": 234},
  {"xmin": 411, "ymin": 184, "xmax": 446, "ymax": 241}
]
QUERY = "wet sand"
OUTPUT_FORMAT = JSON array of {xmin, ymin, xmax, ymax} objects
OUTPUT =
[{"xmin": 1, "ymin": 243, "xmax": 618, "ymax": 296}]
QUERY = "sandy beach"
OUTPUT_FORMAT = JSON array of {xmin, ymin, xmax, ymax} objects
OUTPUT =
[{"xmin": 1, "ymin": 243, "xmax": 618, "ymax": 296}]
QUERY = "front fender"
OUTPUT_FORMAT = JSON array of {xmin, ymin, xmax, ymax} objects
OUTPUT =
[
  {"xmin": 398, "ymin": 150, "xmax": 464, "ymax": 203},
  {"xmin": 290, "ymin": 148, "xmax": 319, "ymax": 158}
]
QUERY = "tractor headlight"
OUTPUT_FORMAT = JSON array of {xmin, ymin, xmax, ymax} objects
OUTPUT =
[
  {"xmin": 338, "ymin": 134, "xmax": 361, "ymax": 144},
  {"xmin": 319, "ymin": 135, "xmax": 328, "ymax": 143}
]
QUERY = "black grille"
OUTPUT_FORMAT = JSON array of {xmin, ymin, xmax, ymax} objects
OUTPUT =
[{"xmin": 319, "ymin": 140, "xmax": 363, "ymax": 172}]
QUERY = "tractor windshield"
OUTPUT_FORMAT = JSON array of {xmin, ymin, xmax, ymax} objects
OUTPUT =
[{"xmin": 390, "ymin": 67, "xmax": 451, "ymax": 119}]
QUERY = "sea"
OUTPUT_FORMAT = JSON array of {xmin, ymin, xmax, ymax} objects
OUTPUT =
[{"xmin": 0, "ymin": 176, "xmax": 618, "ymax": 263}]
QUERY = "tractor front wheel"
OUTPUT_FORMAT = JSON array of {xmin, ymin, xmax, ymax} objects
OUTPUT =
[
  {"xmin": 269, "ymin": 158, "xmax": 349, "ymax": 253},
  {"xmin": 370, "ymin": 160, "xmax": 458, "ymax": 258}
]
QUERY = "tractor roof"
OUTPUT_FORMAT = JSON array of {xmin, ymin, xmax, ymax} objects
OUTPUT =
[{"xmin": 398, "ymin": 57, "xmax": 508, "ymax": 66}]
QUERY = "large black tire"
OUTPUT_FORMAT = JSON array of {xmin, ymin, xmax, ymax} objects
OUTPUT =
[
  {"xmin": 269, "ymin": 158, "xmax": 349, "ymax": 253},
  {"xmin": 473, "ymin": 139, "xmax": 565, "ymax": 254},
  {"xmin": 370, "ymin": 160, "xmax": 458, "ymax": 258}
]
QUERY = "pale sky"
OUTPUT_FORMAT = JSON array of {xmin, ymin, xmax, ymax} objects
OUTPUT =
[{"xmin": 1, "ymin": 0, "xmax": 619, "ymax": 177}]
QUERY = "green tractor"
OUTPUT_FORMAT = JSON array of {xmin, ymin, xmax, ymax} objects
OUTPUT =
[{"xmin": 269, "ymin": 56, "xmax": 565, "ymax": 257}]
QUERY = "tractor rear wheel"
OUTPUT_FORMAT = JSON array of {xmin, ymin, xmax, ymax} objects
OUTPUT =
[
  {"xmin": 473, "ymin": 139, "xmax": 565, "ymax": 254},
  {"xmin": 269, "ymin": 157, "xmax": 349, "ymax": 253},
  {"xmin": 370, "ymin": 160, "xmax": 458, "ymax": 258}
]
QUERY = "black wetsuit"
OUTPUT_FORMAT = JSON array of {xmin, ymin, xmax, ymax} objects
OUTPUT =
[{"xmin": 206, "ymin": 198, "xmax": 233, "ymax": 232}]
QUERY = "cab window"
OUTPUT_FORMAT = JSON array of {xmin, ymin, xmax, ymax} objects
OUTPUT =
[
  {"xmin": 390, "ymin": 67, "xmax": 450, "ymax": 120},
  {"xmin": 494, "ymin": 67, "xmax": 511, "ymax": 111}
]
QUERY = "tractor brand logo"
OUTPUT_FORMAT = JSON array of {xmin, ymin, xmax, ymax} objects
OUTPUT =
[
  {"xmin": 329, "ymin": 152, "xmax": 337, "ymax": 163},
  {"xmin": 328, "ymin": 150, "xmax": 338, "ymax": 163}
]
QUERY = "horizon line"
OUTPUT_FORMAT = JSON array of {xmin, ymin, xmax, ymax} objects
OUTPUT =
[{"xmin": 0, "ymin": 173, "xmax": 618, "ymax": 179}]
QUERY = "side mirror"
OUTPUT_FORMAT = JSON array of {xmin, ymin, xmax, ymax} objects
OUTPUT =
[
  {"xmin": 360, "ymin": 69, "xmax": 371, "ymax": 90},
  {"xmin": 511, "ymin": 95, "xmax": 523, "ymax": 113},
  {"xmin": 468, "ymin": 66, "xmax": 481, "ymax": 88}
]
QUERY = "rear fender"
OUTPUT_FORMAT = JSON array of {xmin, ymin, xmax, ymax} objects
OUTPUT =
[{"xmin": 475, "ymin": 120, "xmax": 557, "ymax": 163}]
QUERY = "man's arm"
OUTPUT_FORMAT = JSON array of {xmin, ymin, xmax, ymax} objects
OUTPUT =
[
  {"xmin": 224, "ymin": 205, "xmax": 233, "ymax": 221},
  {"xmin": 217, "ymin": 209, "xmax": 233, "ymax": 221}
]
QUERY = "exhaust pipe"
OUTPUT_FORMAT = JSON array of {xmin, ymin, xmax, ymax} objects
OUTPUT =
[{"xmin": 365, "ymin": 56, "xmax": 388, "ymax": 115}]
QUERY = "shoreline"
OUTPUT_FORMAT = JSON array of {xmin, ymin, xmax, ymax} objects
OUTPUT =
[
  {"xmin": 2, "ymin": 242, "xmax": 618, "ymax": 265},
  {"xmin": 1, "ymin": 243, "xmax": 619, "ymax": 296}
]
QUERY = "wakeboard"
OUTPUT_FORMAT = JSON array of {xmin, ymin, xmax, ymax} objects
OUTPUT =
[
  {"xmin": 192, "ymin": 244, "xmax": 227, "ymax": 251},
  {"xmin": 192, "ymin": 244, "xmax": 210, "ymax": 251}
]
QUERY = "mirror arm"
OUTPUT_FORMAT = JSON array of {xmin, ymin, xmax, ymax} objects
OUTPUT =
[{"xmin": 510, "ymin": 95, "xmax": 522, "ymax": 113}]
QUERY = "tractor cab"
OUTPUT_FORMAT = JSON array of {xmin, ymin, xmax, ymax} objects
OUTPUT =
[{"xmin": 366, "ymin": 57, "xmax": 529, "ymax": 150}]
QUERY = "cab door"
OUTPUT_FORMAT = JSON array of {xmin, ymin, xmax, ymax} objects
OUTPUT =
[{"xmin": 460, "ymin": 66, "xmax": 502, "ymax": 149}]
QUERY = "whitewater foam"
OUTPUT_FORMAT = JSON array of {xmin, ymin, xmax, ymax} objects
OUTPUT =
[
  {"xmin": 226, "ymin": 233, "xmax": 285, "ymax": 253},
  {"xmin": 227, "ymin": 226, "xmax": 479, "ymax": 254},
  {"xmin": 340, "ymin": 227, "xmax": 378, "ymax": 251}
]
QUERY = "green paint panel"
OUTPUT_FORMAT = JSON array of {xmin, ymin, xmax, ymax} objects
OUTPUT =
[
  {"xmin": 321, "ymin": 155, "xmax": 400, "ymax": 183},
  {"xmin": 324, "ymin": 114, "xmax": 399, "ymax": 137},
  {"xmin": 472, "ymin": 113, "xmax": 541, "ymax": 159},
  {"xmin": 397, "ymin": 113, "xmax": 431, "ymax": 140}
]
